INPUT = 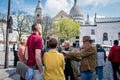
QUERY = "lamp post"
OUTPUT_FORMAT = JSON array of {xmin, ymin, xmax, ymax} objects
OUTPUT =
[{"xmin": 4, "ymin": 0, "xmax": 11, "ymax": 68}]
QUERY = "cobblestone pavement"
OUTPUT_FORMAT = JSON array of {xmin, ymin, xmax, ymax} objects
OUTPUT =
[
  {"xmin": 78, "ymin": 59, "xmax": 114, "ymax": 80},
  {"xmin": 0, "ymin": 51, "xmax": 117, "ymax": 80},
  {"xmin": 103, "ymin": 59, "xmax": 114, "ymax": 80},
  {"xmin": 5, "ymin": 59, "xmax": 115, "ymax": 80}
]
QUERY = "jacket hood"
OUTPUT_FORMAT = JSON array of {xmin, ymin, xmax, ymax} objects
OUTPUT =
[{"xmin": 113, "ymin": 45, "xmax": 120, "ymax": 51}]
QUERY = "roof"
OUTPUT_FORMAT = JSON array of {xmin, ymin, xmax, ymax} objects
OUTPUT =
[
  {"xmin": 35, "ymin": 0, "xmax": 42, "ymax": 10},
  {"xmin": 95, "ymin": 17, "xmax": 120, "ymax": 23},
  {"xmin": 70, "ymin": 0, "xmax": 83, "ymax": 17},
  {"xmin": 52, "ymin": 10, "xmax": 71, "ymax": 21},
  {"xmin": 70, "ymin": 5, "xmax": 83, "ymax": 17}
]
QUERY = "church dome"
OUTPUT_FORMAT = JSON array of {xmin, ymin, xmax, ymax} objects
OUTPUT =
[
  {"xmin": 70, "ymin": 0, "xmax": 83, "ymax": 17},
  {"xmin": 70, "ymin": 5, "xmax": 83, "ymax": 17},
  {"xmin": 70, "ymin": 0, "xmax": 84, "ymax": 24}
]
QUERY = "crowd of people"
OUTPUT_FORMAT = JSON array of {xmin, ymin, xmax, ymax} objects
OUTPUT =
[{"xmin": 13, "ymin": 23, "xmax": 120, "ymax": 80}]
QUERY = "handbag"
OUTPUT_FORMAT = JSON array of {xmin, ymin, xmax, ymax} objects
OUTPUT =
[
  {"xmin": 16, "ymin": 61, "xmax": 29, "ymax": 79},
  {"xmin": 16, "ymin": 47, "xmax": 36, "ymax": 80}
]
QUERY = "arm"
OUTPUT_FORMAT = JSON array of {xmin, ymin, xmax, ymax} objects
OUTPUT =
[
  {"xmin": 108, "ymin": 47, "xmax": 113, "ymax": 61},
  {"xmin": 18, "ymin": 47, "xmax": 23, "ymax": 61},
  {"xmin": 35, "ymin": 49, "xmax": 43, "ymax": 73},
  {"xmin": 24, "ymin": 46, "xmax": 28, "ymax": 63},
  {"xmin": 103, "ymin": 49, "xmax": 107, "ymax": 61},
  {"xmin": 65, "ymin": 45, "xmax": 96, "ymax": 58},
  {"xmin": 61, "ymin": 54, "xmax": 65, "ymax": 70}
]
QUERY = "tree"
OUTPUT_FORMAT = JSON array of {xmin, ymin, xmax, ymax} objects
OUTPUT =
[
  {"xmin": 42, "ymin": 15, "xmax": 52, "ymax": 45},
  {"xmin": 0, "ymin": 13, "xmax": 7, "ymax": 50},
  {"xmin": 53, "ymin": 18, "xmax": 80, "ymax": 40},
  {"xmin": 12, "ymin": 11, "xmax": 34, "ymax": 42}
]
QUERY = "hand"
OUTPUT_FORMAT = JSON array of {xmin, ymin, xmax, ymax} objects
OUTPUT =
[
  {"xmin": 62, "ymin": 50, "xmax": 69, "ymax": 55},
  {"xmin": 61, "ymin": 50, "xmax": 69, "ymax": 58}
]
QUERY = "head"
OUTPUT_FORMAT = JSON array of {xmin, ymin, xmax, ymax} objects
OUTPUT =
[
  {"xmin": 114, "ymin": 40, "xmax": 118, "ymax": 45},
  {"xmin": 96, "ymin": 44, "xmax": 102, "ymax": 49},
  {"xmin": 82, "ymin": 36, "xmax": 92, "ymax": 45},
  {"xmin": 73, "ymin": 42, "xmax": 77, "ymax": 48},
  {"xmin": 48, "ymin": 38, "xmax": 58, "ymax": 49},
  {"xmin": 64, "ymin": 40, "xmax": 70, "ymax": 48},
  {"xmin": 32, "ymin": 23, "xmax": 42, "ymax": 35},
  {"xmin": 20, "ymin": 37, "xmax": 27, "ymax": 45}
]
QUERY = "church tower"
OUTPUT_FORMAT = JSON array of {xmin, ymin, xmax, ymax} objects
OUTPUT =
[{"xmin": 34, "ymin": 0, "xmax": 43, "ymax": 24}]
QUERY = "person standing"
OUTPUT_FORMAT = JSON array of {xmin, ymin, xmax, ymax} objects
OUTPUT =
[
  {"xmin": 18, "ymin": 37, "xmax": 27, "ymax": 62},
  {"xmin": 71, "ymin": 42, "xmax": 80, "ymax": 80},
  {"xmin": 26, "ymin": 23, "xmax": 43, "ymax": 80},
  {"xmin": 108, "ymin": 40, "xmax": 120, "ymax": 80},
  {"xmin": 13, "ymin": 42, "xmax": 19, "ymax": 67},
  {"xmin": 43, "ymin": 38, "xmax": 65, "ymax": 80},
  {"xmin": 62, "ymin": 36, "xmax": 96, "ymax": 80},
  {"xmin": 18, "ymin": 37, "xmax": 27, "ymax": 80},
  {"xmin": 64, "ymin": 40, "xmax": 75, "ymax": 80},
  {"xmin": 96, "ymin": 44, "xmax": 106, "ymax": 80}
]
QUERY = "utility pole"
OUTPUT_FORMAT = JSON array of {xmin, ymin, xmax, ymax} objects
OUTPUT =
[{"xmin": 4, "ymin": 0, "xmax": 11, "ymax": 68}]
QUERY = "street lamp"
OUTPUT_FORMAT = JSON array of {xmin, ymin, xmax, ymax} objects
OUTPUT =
[{"xmin": 4, "ymin": 0, "xmax": 11, "ymax": 68}]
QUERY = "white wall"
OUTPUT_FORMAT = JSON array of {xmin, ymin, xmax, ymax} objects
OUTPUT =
[{"xmin": 79, "ymin": 22, "xmax": 120, "ymax": 46}]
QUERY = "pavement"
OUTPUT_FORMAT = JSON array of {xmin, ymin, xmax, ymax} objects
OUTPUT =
[
  {"xmin": 0, "ymin": 51, "xmax": 18, "ymax": 80},
  {"xmin": 0, "ymin": 68, "xmax": 16, "ymax": 80},
  {"xmin": 0, "ymin": 51, "xmax": 116, "ymax": 80},
  {"xmin": 0, "ymin": 59, "xmax": 114, "ymax": 80}
]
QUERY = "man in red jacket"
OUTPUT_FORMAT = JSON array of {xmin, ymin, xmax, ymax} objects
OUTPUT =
[{"xmin": 108, "ymin": 40, "xmax": 120, "ymax": 80}]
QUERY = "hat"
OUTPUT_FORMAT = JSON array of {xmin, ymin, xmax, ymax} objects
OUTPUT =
[{"xmin": 83, "ymin": 36, "xmax": 91, "ymax": 41}]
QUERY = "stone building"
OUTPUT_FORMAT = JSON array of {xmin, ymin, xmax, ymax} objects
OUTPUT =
[
  {"xmin": 51, "ymin": 0, "xmax": 83, "ymax": 45},
  {"xmin": 80, "ymin": 15, "xmax": 120, "ymax": 46},
  {"xmin": 52, "ymin": 0, "xmax": 120, "ymax": 46}
]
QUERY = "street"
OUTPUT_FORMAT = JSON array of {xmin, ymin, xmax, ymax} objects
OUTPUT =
[
  {"xmin": 0, "ymin": 51, "xmax": 115, "ymax": 80},
  {"xmin": 0, "ymin": 51, "xmax": 14, "ymax": 69}
]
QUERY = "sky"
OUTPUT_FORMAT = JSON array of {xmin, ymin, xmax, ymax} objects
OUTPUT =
[{"xmin": 0, "ymin": 0, "xmax": 120, "ymax": 20}]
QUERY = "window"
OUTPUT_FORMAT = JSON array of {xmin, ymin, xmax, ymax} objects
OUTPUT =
[
  {"xmin": 76, "ymin": 36, "xmax": 79, "ymax": 39},
  {"xmin": 91, "ymin": 29, "xmax": 95, "ymax": 35},
  {"xmin": 37, "ymin": 14, "xmax": 39, "ymax": 17},
  {"xmin": 61, "ymin": 16, "xmax": 63, "ymax": 18},
  {"xmin": 91, "ymin": 39, "xmax": 95, "ymax": 43},
  {"xmin": 118, "ymin": 32, "xmax": 120, "ymax": 40},
  {"xmin": 76, "ymin": 40, "xmax": 79, "ymax": 43},
  {"xmin": 75, "ymin": 40, "xmax": 79, "ymax": 46},
  {"xmin": 103, "ymin": 33, "xmax": 108, "ymax": 41}
]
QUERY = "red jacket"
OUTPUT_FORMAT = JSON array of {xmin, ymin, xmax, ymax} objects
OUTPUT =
[{"xmin": 108, "ymin": 45, "xmax": 120, "ymax": 62}]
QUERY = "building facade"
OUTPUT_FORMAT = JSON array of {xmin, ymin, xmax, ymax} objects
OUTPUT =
[
  {"xmin": 80, "ymin": 16, "xmax": 120, "ymax": 46},
  {"xmin": 51, "ymin": 0, "xmax": 120, "ymax": 46}
]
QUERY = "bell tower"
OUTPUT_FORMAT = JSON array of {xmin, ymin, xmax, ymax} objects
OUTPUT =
[{"xmin": 34, "ymin": 0, "xmax": 43, "ymax": 24}]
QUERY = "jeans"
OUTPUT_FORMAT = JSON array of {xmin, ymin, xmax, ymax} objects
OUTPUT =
[
  {"xmin": 33, "ymin": 70, "xmax": 43, "ymax": 80},
  {"xmin": 25, "ymin": 68, "xmax": 34, "ymax": 80},
  {"xmin": 96, "ymin": 66, "xmax": 103, "ymax": 80},
  {"xmin": 81, "ymin": 71, "xmax": 93, "ymax": 80}
]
